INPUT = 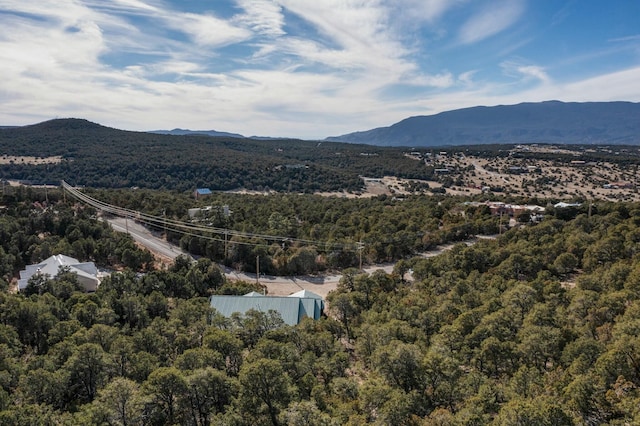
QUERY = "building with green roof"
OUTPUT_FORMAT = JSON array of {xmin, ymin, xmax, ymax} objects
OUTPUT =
[{"xmin": 209, "ymin": 290, "xmax": 324, "ymax": 325}]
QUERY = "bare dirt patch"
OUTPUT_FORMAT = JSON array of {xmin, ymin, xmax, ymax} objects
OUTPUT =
[
  {"xmin": 184, "ymin": 146, "xmax": 640, "ymax": 202},
  {"xmin": 315, "ymin": 176, "xmax": 443, "ymax": 199},
  {"xmin": 325, "ymin": 147, "xmax": 640, "ymax": 201},
  {"xmin": 0, "ymin": 155, "xmax": 63, "ymax": 165},
  {"xmin": 449, "ymin": 152, "xmax": 640, "ymax": 201}
]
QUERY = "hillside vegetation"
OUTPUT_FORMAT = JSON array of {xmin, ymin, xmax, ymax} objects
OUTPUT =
[
  {"xmin": 87, "ymin": 188, "xmax": 500, "ymax": 274},
  {"xmin": 2, "ymin": 189, "xmax": 640, "ymax": 424},
  {"xmin": 0, "ymin": 119, "xmax": 430, "ymax": 192}
]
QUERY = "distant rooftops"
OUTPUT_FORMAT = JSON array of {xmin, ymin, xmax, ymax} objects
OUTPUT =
[{"xmin": 554, "ymin": 202, "xmax": 582, "ymax": 208}]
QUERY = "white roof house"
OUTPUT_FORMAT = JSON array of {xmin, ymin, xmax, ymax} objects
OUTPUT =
[
  {"xmin": 288, "ymin": 289, "xmax": 324, "ymax": 300},
  {"xmin": 18, "ymin": 254, "xmax": 99, "ymax": 292}
]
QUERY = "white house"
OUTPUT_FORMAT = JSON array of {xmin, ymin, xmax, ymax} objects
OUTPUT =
[{"xmin": 18, "ymin": 254, "xmax": 99, "ymax": 292}]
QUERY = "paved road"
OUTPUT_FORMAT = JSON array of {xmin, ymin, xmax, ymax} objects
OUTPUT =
[
  {"xmin": 220, "ymin": 242, "xmax": 482, "ymax": 298},
  {"xmin": 107, "ymin": 217, "xmax": 342, "ymax": 297},
  {"xmin": 107, "ymin": 217, "xmax": 486, "ymax": 298},
  {"xmin": 108, "ymin": 217, "xmax": 190, "ymax": 260}
]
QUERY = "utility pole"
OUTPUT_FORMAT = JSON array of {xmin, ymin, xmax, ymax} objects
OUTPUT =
[
  {"xmin": 223, "ymin": 211, "xmax": 230, "ymax": 260},
  {"xmin": 256, "ymin": 255, "xmax": 260, "ymax": 285},
  {"xmin": 163, "ymin": 208, "xmax": 167, "ymax": 240},
  {"xmin": 358, "ymin": 240, "xmax": 364, "ymax": 271},
  {"xmin": 224, "ymin": 230, "xmax": 228, "ymax": 260}
]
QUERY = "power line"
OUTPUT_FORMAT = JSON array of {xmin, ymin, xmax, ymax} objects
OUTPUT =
[{"xmin": 61, "ymin": 181, "xmax": 363, "ymax": 252}]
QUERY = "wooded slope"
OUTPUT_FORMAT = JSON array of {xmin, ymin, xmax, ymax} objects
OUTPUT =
[
  {"xmin": 0, "ymin": 119, "xmax": 430, "ymax": 192},
  {"xmin": 1, "ymin": 189, "xmax": 640, "ymax": 423}
]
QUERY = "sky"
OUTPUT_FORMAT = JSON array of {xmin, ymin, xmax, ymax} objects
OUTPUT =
[{"xmin": 0, "ymin": 0, "xmax": 639, "ymax": 139}]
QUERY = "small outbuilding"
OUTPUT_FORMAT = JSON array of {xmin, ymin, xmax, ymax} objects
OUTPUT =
[{"xmin": 194, "ymin": 188, "xmax": 212, "ymax": 199}]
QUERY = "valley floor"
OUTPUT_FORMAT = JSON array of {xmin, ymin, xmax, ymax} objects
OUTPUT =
[{"xmin": 310, "ymin": 147, "xmax": 640, "ymax": 202}]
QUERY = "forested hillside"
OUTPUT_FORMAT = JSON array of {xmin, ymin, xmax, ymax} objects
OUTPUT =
[
  {"xmin": 0, "ymin": 119, "xmax": 431, "ymax": 192},
  {"xmin": 2, "ymin": 188, "xmax": 640, "ymax": 424},
  {"xmin": 87, "ymin": 188, "xmax": 501, "ymax": 274}
]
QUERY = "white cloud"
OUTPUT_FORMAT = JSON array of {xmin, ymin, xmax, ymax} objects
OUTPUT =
[
  {"xmin": 165, "ymin": 12, "xmax": 252, "ymax": 48},
  {"xmin": 516, "ymin": 65, "xmax": 550, "ymax": 84},
  {"xmin": 414, "ymin": 72, "xmax": 455, "ymax": 89},
  {"xmin": 458, "ymin": 70, "xmax": 477, "ymax": 85},
  {"xmin": 408, "ymin": 66, "xmax": 640, "ymax": 120},
  {"xmin": 609, "ymin": 34, "xmax": 640, "ymax": 43},
  {"xmin": 547, "ymin": 67, "xmax": 640, "ymax": 102},
  {"xmin": 501, "ymin": 61, "xmax": 550, "ymax": 84},
  {"xmin": 0, "ymin": 0, "xmax": 462, "ymax": 137},
  {"xmin": 260, "ymin": 0, "xmax": 458, "ymax": 100},
  {"xmin": 67, "ymin": 1, "xmax": 253, "ymax": 53},
  {"xmin": 0, "ymin": 0, "xmax": 638, "ymax": 140},
  {"xmin": 393, "ymin": 0, "xmax": 467, "ymax": 23},
  {"xmin": 150, "ymin": 60, "xmax": 203, "ymax": 76},
  {"xmin": 458, "ymin": 0, "xmax": 525, "ymax": 44},
  {"xmin": 0, "ymin": 9, "xmax": 106, "ymax": 72},
  {"xmin": 274, "ymin": 1, "xmax": 408, "ymax": 68},
  {"xmin": 0, "ymin": 0, "xmax": 90, "ymax": 22},
  {"xmin": 84, "ymin": 0, "xmax": 161, "ymax": 14},
  {"xmin": 235, "ymin": 0, "xmax": 285, "ymax": 37}
]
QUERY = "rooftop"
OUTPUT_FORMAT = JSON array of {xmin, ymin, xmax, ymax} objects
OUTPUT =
[
  {"xmin": 210, "ymin": 290, "xmax": 324, "ymax": 325},
  {"xmin": 18, "ymin": 254, "xmax": 99, "ymax": 292}
]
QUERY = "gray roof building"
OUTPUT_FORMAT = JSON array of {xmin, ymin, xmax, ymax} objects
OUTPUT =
[
  {"xmin": 18, "ymin": 254, "xmax": 99, "ymax": 292},
  {"xmin": 209, "ymin": 290, "xmax": 325, "ymax": 325}
]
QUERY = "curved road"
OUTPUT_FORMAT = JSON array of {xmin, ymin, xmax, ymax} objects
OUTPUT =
[{"xmin": 107, "ymin": 217, "xmax": 485, "ymax": 298}]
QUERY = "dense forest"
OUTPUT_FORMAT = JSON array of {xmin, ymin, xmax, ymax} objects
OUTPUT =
[
  {"xmin": 2, "ymin": 187, "xmax": 640, "ymax": 424},
  {"xmin": 86, "ymin": 187, "xmax": 505, "ymax": 274},
  {"xmin": 0, "ymin": 119, "xmax": 433, "ymax": 192}
]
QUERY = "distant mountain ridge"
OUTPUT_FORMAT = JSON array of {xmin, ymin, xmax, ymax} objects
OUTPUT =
[
  {"xmin": 326, "ymin": 101, "xmax": 640, "ymax": 146},
  {"xmin": 150, "ymin": 128, "xmax": 245, "ymax": 138},
  {"xmin": 20, "ymin": 118, "xmax": 105, "ymax": 131},
  {"xmin": 149, "ymin": 128, "xmax": 287, "ymax": 140}
]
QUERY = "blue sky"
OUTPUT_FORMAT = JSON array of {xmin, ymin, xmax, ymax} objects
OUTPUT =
[{"xmin": 0, "ymin": 0, "xmax": 638, "ymax": 139}]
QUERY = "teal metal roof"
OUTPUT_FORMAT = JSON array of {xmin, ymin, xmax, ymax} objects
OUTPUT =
[{"xmin": 210, "ymin": 292, "xmax": 324, "ymax": 325}]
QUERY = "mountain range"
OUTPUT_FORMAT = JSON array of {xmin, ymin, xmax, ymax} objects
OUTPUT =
[
  {"xmin": 326, "ymin": 101, "xmax": 640, "ymax": 146},
  {"xmin": 4, "ymin": 100, "xmax": 640, "ymax": 147},
  {"xmin": 149, "ymin": 128, "xmax": 245, "ymax": 138},
  {"xmin": 149, "ymin": 129, "xmax": 279, "ymax": 140}
]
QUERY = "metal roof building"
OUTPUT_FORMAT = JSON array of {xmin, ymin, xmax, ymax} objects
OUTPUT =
[
  {"xmin": 209, "ymin": 290, "xmax": 325, "ymax": 325},
  {"xmin": 194, "ymin": 188, "xmax": 212, "ymax": 199}
]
